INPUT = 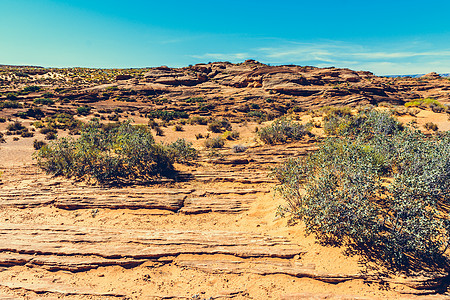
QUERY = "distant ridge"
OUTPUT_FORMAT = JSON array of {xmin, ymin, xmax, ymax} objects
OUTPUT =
[
  {"xmin": 384, "ymin": 73, "xmax": 450, "ymax": 78},
  {"xmin": 0, "ymin": 64, "xmax": 43, "ymax": 68}
]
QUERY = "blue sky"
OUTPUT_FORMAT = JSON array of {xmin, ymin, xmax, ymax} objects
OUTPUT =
[{"xmin": 1, "ymin": 0, "xmax": 450, "ymax": 75}]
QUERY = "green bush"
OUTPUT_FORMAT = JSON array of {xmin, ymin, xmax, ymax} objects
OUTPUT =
[
  {"xmin": 34, "ymin": 98, "xmax": 54, "ymax": 105},
  {"xmin": 274, "ymin": 111, "xmax": 450, "ymax": 271},
  {"xmin": 205, "ymin": 136, "xmax": 225, "ymax": 148},
  {"xmin": 33, "ymin": 140, "xmax": 46, "ymax": 150},
  {"xmin": 35, "ymin": 120, "xmax": 177, "ymax": 185},
  {"xmin": 207, "ymin": 119, "xmax": 232, "ymax": 133},
  {"xmin": 188, "ymin": 116, "xmax": 208, "ymax": 125},
  {"xmin": 232, "ymin": 144, "xmax": 247, "ymax": 153},
  {"xmin": 77, "ymin": 106, "xmax": 91, "ymax": 116},
  {"xmin": 198, "ymin": 103, "xmax": 215, "ymax": 112},
  {"xmin": 21, "ymin": 131, "xmax": 34, "ymax": 138},
  {"xmin": 40, "ymin": 126, "xmax": 57, "ymax": 135},
  {"xmin": 167, "ymin": 139, "xmax": 198, "ymax": 163},
  {"xmin": 405, "ymin": 98, "xmax": 444, "ymax": 109},
  {"xmin": 0, "ymin": 101, "xmax": 22, "ymax": 109},
  {"xmin": 323, "ymin": 109, "xmax": 404, "ymax": 138},
  {"xmin": 147, "ymin": 110, "xmax": 188, "ymax": 121},
  {"xmin": 21, "ymin": 86, "xmax": 41, "ymax": 94},
  {"xmin": 42, "ymin": 92, "xmax": 54, "ymax": 98},
  {"xmin": 424, "ymin": 122, "xmax": 438, "ymax": 131},
  {"xmin": 258, "ymin": 118, "xmax": 311, "ymax": 144},
  {"xmin": 5, "ymin": 93, "xmax": 18, "ymax": 100},
  {"xmin": 223, "ymin": 130, "xmax": 239, "ymax": 140},
  {"xmin": 185, "ymin": 97, "xmax": 205, "ymax": 103},
  {"xmin": 17, "ymin": 108, "xmax": 44, "ymax": 119},
  {"xmin": 247, "ymin": 110, "xmax": 265, "ymax": 119},
  {"xmin": 7, "ymin": 121, "xmax": 25, "ymax": 132}
]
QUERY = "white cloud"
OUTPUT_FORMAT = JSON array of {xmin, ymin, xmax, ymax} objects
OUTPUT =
[
  {"xmin": 191, "ymin": 40, "xmax": 450, "ymax": 75},
  {"xmin": 191, "ymin": 52, "xmax": 249, "ymax": 61}
]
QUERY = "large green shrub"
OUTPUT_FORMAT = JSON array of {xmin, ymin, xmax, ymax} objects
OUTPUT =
[
  {"xmin": 274, "ymin": 110, "xmax": 450, "ymax": 271},
  {"xmin": 35, "ymin": 120, "xmax": 180, "ymax": 184}
]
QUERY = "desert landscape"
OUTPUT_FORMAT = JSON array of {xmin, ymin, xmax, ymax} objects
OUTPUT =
[{"xmin": 0, "ymin": 61, "xmax": 450, "ymax": 299}]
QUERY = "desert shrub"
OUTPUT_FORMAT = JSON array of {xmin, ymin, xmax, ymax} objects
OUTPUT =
[
  {"xmin": 17, "ymin": 108, "xmax": 44, "ymax": 119},
  {"xmin": 1, "ymin": 101, "xmax": 22, "ymax": 109},
  {"xmin": 5, "ymin": 93, "xmax": 18, "ymax": 100},
  {"xmin": 207, "ymin": 119, "xmax": 232, "ymax": 133},
  {"xmin": 174, "ymin": 124, "xmax": 183, "ymax": 131},
  {"xmin": 33, "ymin": 139, "xmax": 46, "ymax": 150},
  {"xmin": 195, "ymin": 133, "xmax": 203, "ymax": 139},
  {"xmin": 120, "ymin": 97, "xmax": 136, "ymax": 102},
  {"xmin": 148, "ymin": 119, "xmax": 159, "ymax": 129},
  {"xmin": 33, "ymin": 98, "xmax": 54, "ymax": 105},
  {"xmin": 108, "ymin": 114, "xmax": 119, "ymax": 121},
  {"xmin": 205, "ymin": 136, "xmax": 225, "ymax": 148},
  {"xmin": 324, "ymin": 109, "xmax": 404, "ymax": 138},
  {"xmin": 258, "ymin": 118, "xmax": 311, "ymax": 144},
  {"xmin": 154, "ymin": 126, "xmax": 164, "ymax": 136},
  {"xmin": 198, "ymin": 103, "xmax": 215, "ymax": 112},
  {"xmin": 0, "ymin": 132, "xmax": 5, "ymax": 143},
  {"xmin": 167, "ymin": 139, "xmax": 198, "ymax": 163},
  {"xmin": 424, "ymin": 122, "xmax": 439, "ymax": 131},
  {"xmin": 322, "ymin": 106, "xmax": 353, "ymax": 134},
  {"xmin": 55, "ymin": 114, "xmax": 83, "ymax": 131},
  {"xmin": 35, "ymin": 120, "xmax": 176, "ymax": 185},
  {"xmin": 150, "ymin": 97, "xmax": 170, "ymax": 105},
  {"xmin": 247, "ymin": 110, "xmax": 265, "ymax": 119},
  {"xmin": 431, "ymin": 103, "xmax": 444, "ymax": 113},
  {"xmin": 45, "ymin": 132, "xmax": 57, "ymax": 140},
  {"xmin": 232, "ymin": 144, "xmax": 247, "ymax": 153},
  {"xmin": 274, "ymin": 111, "xmax": 450, "ymax": 271},
  {"xmin": 42, "ymin": 92, "xmax": 54, "ymax": 98},
  {"xmin": 405, "ymin": 98, "xmax": 445, "ymax": 110},
  {"xmin": 21, "ymin": 86, "xmax": 41, "ymax": 93},
  {"xmin": 7, "ymin": 121, "xmax": 25, "ymax": 132},
  {"xmin": 147, "ymin": 110, "xmax": 188, "ymax": 121},
  {"xmin": 185, "ymin": 97, "xmax": 205, "ymax": 103},
  {"xmin": 188, "ymin": 116, "xmax": 208, "ymax": 125},
  {"xmin": 7, "ymin": 121, "xmax": 31, "ymax": 136},
  {"xmin": 223, "ymin": 130, "xmax": 240, "ymax": 140},
  {"xmin": 21, "ymin": 131, "xmax": 34, "ymax": 138},
  {"xmin": 34, "ymin": 114, "xmax": 84, "ymax": 135},
  {"xmin": 40, "ymin": 126, "xmax": 57, "ymax": 135},
  {"xmin": 77, "ymin": 106, "xmax": 91, "ymax": 116}
]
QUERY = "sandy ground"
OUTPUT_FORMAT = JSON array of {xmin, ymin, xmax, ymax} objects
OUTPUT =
[{"xmin": 0, "ymin": 107, "xmax": 449, "ymax": 299}]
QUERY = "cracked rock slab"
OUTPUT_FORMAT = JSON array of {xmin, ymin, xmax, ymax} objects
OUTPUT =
[{"xmin": 0, "ymin": 224, "xmax": 304, "ymax": 269}]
